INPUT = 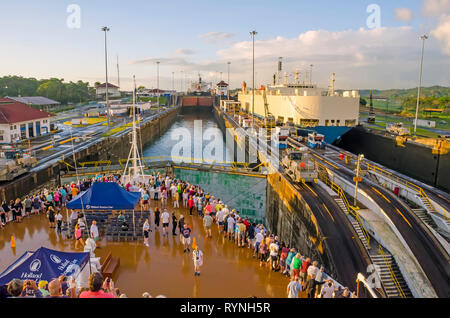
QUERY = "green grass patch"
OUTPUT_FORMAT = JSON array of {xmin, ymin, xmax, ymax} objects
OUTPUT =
[{"xmin": 101, "ymin": 121, "xmax": 139, "ymax": 137}]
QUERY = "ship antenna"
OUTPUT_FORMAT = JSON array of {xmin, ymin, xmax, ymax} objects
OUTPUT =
[{"xmin": 328, "ymin": 73, "xmax": 335, "ymax": 95}]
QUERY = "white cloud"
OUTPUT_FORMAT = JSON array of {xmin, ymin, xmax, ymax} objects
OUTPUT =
[
  {"xmin": 395, "ymin": 8, "xmax": 413, "ymax": 22},
  {"xmin": 198, "ymin": 31, "xmax": 235, "ymax": 43},
  {"xmin": 127, "ymin": 26, "xmax": 450, "ymax": 90},
  {"xmin": 213, "ymin": 27, "xmax": 449, "ymax": 89},
  {"xmin": 431, "ymin": 14, "xmax": 450, "ymax": 54},
  {"xmin": 175, "ymin": 48, "xmax": 195, "ymax": 55},
  {"xmin": 422, "ymin": 0, "xmax": 450, "ymax": 55},
  {"xmin": 422, "ymin": 0, "xmax": 450, "ymax": 16},
  {"xmin": 129, "ymin": 57, "xmax": 193, "ymax": 66}
]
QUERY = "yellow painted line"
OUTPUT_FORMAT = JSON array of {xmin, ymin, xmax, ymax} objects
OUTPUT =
[
  {"xmin": 42, "ymin": 145, "xmax": 53, "ymax": 151},
  {"xmin": 313, "ymin": 153, "xmax": 340, "ymax": 170},
  {"xmin": 59, "ymin": 137, "xmax": 76, "ymax": 145},
  {"xmin": 395, "ymin": 208, "xmax": 412, "ymax": 228},
  {"xmin": 371, "ymin": 187, "xmax": 391, "ymax": 203},
  {"xmin": 322, "ymin": 203, "xmax": 335, "ymax": 222},
  {"xmin": 438, "ymin": 194, "xmax": 450, "ymax": 204},
  {"xmin": 303, "ymin": 182, "xmax": 318, "ymax": 197}
]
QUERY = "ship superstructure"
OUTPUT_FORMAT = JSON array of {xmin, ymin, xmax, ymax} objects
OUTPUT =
[{"xmin": 238, "ymin": 62, "xmax": 360, "ymax": 143}]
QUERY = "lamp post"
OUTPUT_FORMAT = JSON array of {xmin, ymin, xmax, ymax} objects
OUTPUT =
[
  {"xmin": 227, "ymin": 61, "xmax": 231, "ymax": 100},
  {"xmin": 101, "ymin": 26, "xmax": 111, "ymax": 128},
  {"xmin": 414, "ymin": 35, "xmax": 428, "ymax": 136},
  {"xmin": 156, "ymin": 61, "xmax": 161, "ymax": 114},
  {"xmin": 180, "ymin": 70, "xmax": 183, "ymax": 92},
  {"xmin": 250, "ymin": 30, "xmax": 257, "ymax": 128},
  {"xmin": 354, "ymin": 154, "xmax": 364, "ymax": 207},
  {"xmin": 172, "ymin": 71, "xmax": 175, "ymax": 91}
]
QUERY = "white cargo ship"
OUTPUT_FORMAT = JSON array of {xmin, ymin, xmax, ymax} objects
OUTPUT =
[{"xmin": 237, "ymin": 64, "xmax": 360, "ymax": 143}]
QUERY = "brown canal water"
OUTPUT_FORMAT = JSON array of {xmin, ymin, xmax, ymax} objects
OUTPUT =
[{"xmin": 0, "ymin": 199, "xmax": 296, "ymax": 298}]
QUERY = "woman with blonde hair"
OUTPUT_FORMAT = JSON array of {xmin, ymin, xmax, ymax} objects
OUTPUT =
[
  {"xmin": 14, "ymin": 198, "xmax": 23, "ymax": 223},
  {"xmin": 48, "ymin": 205, "xmax": 56, "ymax": 228},
  {"xmin": 75, "ymin": 223, "xmax": 85, "ymax": 249}
]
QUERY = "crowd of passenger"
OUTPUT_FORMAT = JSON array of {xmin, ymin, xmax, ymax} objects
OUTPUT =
[
  {"xmin": 124, "ymin": 172, "xmax": 355, "ymax": 298},
  {"xmin": 0, "ymin": 171, "xmax": 354, "ymax": 298},
  {"xmin": 0, "ymin": 273, "xmax": 165, "ymax": 298}
]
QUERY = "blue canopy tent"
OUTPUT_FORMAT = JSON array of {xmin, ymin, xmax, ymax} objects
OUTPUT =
[
  {"xmin": 67, "ymin": 182, "xmax": 140, "ymax": 210},
  {"xmin": 66, "ymin": 182, "xmax": 141, "ymax": 236},
  {"xmin": 0, "ymin": 247, "xmax": 89, "ymax": 286}
]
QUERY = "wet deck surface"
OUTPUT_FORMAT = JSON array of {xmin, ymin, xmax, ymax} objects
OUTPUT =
[{"xmin": 0, "ymin": 200, "xmax": 294, "ymax": 298}]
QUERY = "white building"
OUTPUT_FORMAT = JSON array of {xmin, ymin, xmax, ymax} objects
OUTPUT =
[
  {"xmin": 216, "ymin": 81, "xmax": 228, "ymax": 96},
  {"xmin": 0, "ymin": 98, "xmax": 54, "ymax": 144},
  {"xmin": 96, "ymin": 83, "xmax": 121, "ymax": 98}
]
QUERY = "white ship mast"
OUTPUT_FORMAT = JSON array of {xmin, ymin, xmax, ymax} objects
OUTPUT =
[{"xmin": 123, "ymin": 75, "xmax": 145, "ymax": 184}]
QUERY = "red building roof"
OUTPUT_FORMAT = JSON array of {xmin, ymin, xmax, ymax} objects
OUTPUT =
[{"xmin": 0, "ymin": 98, "xmax": 54, "ymax": 124}]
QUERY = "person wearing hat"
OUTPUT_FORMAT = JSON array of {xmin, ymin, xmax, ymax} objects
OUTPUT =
[{"xmin": 38, "ymin": 280, "xmax": 49, "ymax": 297}]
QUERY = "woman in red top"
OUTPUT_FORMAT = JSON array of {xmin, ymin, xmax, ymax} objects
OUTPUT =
[
  {"xmin": 300, "ymin": 257, "xmax": 311, "ymax": 284},
  {"xmin": 279, "ymin": 242, "xmax": 290, "ymax": 274},
  {"xmin": 188, "ymin": 196, "xmax": 194, "ymax": 215}
]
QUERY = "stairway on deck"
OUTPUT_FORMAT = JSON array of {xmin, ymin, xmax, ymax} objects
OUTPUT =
[
  {"xmin": 370, "ymin": 254, "xmax": 413, "ymax": 298},
  {"xmin": 418, "ymin": 197, "xmax": 450, "ymax": 228},
  {"xmin": 411, "ymin": 208, "xmax": 438, "ymax": 230},
  {"xmin": 334, "ymin": 198, "xmax": 370, "ymax": 250}
]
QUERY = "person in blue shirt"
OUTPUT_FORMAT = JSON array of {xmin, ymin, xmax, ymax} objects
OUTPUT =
[
  {"xmin": 285, "ymin": 248, "xmax": 297, "ymax": 277},
  {"xmin": 142, "ymin": 191, "xmax": 150, "ymax": 210}
]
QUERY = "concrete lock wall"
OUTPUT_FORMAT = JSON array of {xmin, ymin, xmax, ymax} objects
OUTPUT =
[
  {"xmin": 265, "ymin": 173, "xmax": 334, "ymax": 274},
  {"xmin": 0, "ymin": 164, "xmax": 60, "ymax": 203},
  {"xmin": 0, "ymin": 107, "xmax": 180, "ymax": 202},
  {"xmin": 336, "ymin": 126, "xmax": 450, "ymax": 192},
  {"xmin": 213, "ymin": 106, "xmax": 337, "ymax": 276}
]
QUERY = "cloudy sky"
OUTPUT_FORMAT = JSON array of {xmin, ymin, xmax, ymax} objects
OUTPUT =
[{"xmin": 0, "ymin": 0, "xmax": 449, "ymax": 90}]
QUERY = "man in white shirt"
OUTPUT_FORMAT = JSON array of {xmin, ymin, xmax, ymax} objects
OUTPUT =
[
  {"xmin": 215, "ymin": 209, "xmax": 225, "ymax": 233},
  {"xmin": 307, "ymin": 260, "xmax": 319, "ymax": 279},
  {"xmin": 321, "ymin": 281, "xmax": 335, "ymax": 298},
  {"xmin": 222, "ymin": 205, "xmax": 230, "ymax": 216},
  {"xmin": 56, "ymin": 212, "xmax": 63, "ymax": 234},
  {"xmin": 143, "ymin": 219, "xmax": 150, "ymax": 247},
  {"xmin": 192, "ymin": 246, "xmax": 204, "ymax": 276},
  {"xmin": 90, "ymin": 220, "xmax": 100, "ymax": 244},
  {"xmin": 287, "ymin": 277, "xmax": 302, "ymax": 298},
  {"xmin": 170, "ymin": 184, "xmax": 177, "ymax": 197},
  {"xmin": 226, "ymin": 215, "xmax": 235, "ymax": 241},
  {"xmin": 254, "ymin": 231, "xmax": 264, "ymax": 255},
  {"xmin": 161, "ymin": 209, "xmax": 170, "ymax": 236},
  {"xmin": 269, "ymin": 242, "xmax": 279, "ymax": 271}
]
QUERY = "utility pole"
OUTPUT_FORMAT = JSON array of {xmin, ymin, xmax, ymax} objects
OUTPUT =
[
  {"xmin": 354, "ymin": 154, "xmax": 364, "ymax": 207},
  {"xmin": 227, "ymin": 61, "xmax": 231, "ymax": 100},
  {"xmin": 250, "ymin": 30, "xmax": 257, "ymax": 128},
  {"xmin": 414, "ymin": 35, "xmax": 428, "ymax": 136},
  {"xmin": 156, "ymin": 61, "xmax": 160, "ymax": 114},
  {"xmin": 172, "ymin": 71, "xmax": 175, "ymax": 91},
  {"xmin": 101, "ymin": 26, "xmax": 111, "ymax": 128},
  {"xmin": 117, "ymin": 55, "xmax": 120, "ymax": 89},
  {"xmin": 310, "ymin": 64, "xmax": 313, "ymax": 85}
]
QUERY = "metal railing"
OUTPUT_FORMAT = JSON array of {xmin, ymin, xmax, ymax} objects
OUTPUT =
[
  {"xmin": 59, "ymin": 156, "xmax": 265, "ymax": 176},
  {"xmin": 330, "ymin": 149, "xmax": 449, "ymax": 222},
  {"xmin": 378, "ymin": 245, "xmax": 406, "ymax": 298},
  {"xmin": 366, "ymin": 162, "xmax": 450, "ymax": 220},
  {"xmin": 316, "ymin": 165, "xmax": 371, "ymax": 247}
]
